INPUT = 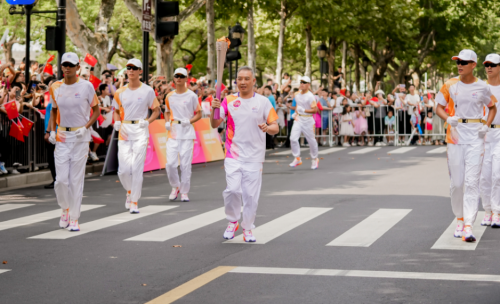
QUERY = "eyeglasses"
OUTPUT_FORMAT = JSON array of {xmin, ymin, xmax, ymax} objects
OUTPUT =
[
  {"xmin": 61, "ymin": 62, "xmax": 77, "ymax": 68},
  {"xmin": 174, "ymin": 74, "xmax": 187, "ymax": 79},
  {"xmin": 127, "ymin": 66, "xmax": 140, "ymax": 71},
  {"xmin": 300, "ymin": 81, "xmax": 309, "ymax": 84},
  {"xmin": 456, "ymin": 60, "xmax": 473, "ymax": 66},
  {"xmin": 484, "ymin": 62, "xmax": 499, "ymax": 68}
]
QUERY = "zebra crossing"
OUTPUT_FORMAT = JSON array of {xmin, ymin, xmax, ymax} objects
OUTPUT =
[
  {"xmin": 0, "ymin": 203, "xmax": 495, "ymax": 251},
  {"xmin": 269, "ymin": 146, "xmax": 447, "ymax": 157}
]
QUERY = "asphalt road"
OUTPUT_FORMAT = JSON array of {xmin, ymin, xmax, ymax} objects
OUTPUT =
[{"xmin": 2, "ymin": 146, "xmax": 500, "ymax": 304}]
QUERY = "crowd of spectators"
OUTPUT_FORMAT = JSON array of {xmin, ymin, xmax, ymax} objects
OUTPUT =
[{"xmin": 0, "ymin": 58, "xmax": 446, "ymax": 180}]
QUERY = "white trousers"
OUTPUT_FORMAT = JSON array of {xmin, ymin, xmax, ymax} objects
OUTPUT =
[
  {"xmin": 448, "ymin": 142, "xmax": 484, "ymax": 226},
  {"xmin": 54, "ymin": 141, "xmax": 88, "ymax": 220},
  {"xmin": 290, "ymin": 117, "xmax": 318, "ymax": 158},
  {"xmin": 166, "ymin": 139, "xmax": 194, "ymax": 194},
  {"xmin": 118, "ymin": 137, "xmax": 148, "ymax": 203},
  {"xmin": 223, "ymin": 158, "xmax": 262, "ymax": 230},
  {"xmin": 480, "ymin": 140, "xmax": 500, "ymax": 214}
]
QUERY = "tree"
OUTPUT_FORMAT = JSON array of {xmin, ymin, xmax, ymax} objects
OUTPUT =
[
  {"xmin": 246, "ymin": 0, "xmax": 256, "ymax": 72},
  {"xmin": 66, "ymin": 0, "xmax": 118, "ymax": 76},
  {"xmin": 206, "ymin": 0, "xmax": 215, "ymax": 87}
]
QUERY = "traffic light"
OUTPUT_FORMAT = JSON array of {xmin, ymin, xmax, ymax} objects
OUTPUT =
[
  {"xmin": 226, "ymin": 39, "xmax": 242, "ymax": 62},
  {"xmin": 155, "ymin": 0, "xmax": 179, "ymax": 43},
  {"xmin": 45, "ymin": 26, "xmax": 60, "ymax": 51}
]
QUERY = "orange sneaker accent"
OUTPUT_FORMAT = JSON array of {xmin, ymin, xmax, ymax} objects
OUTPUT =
[
  {"xmin": 457, "ymin": 217, "xmax": 464, "ymax": 221},
  {"xmin": 127, "ymin": 190, "xmax": 131, "ymax": 194}
]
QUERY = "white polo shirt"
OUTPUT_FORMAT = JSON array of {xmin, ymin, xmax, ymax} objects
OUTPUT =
[
  {"xmin": 436, "ymin": 77, "xmax": 496, "ymax": 144},
  {"xmin": 165, "ymin": 90, "xmax": 200, "ymax": 140},
  {"xmin": 114, "ymin": 84, "xmax": 159, "ymax": 141},
  {"xmin": 221, "ymin": 93, "xmax": 278, "ymax": 162},
  {"xmin": 485, "ymin": 84, "xmax": 500, "ymax": 143},
  {"xmin": 50, "ymin": 78, "xmax": 98, "ymax": 143}
]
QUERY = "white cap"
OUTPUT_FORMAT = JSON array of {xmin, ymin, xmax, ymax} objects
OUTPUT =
[
  {"xmin": 61, "ymin": 52, "xmax": 79, "ymax": 65},
  {"xmin": 174, "ymin": 68, "xmax": 188, "ymax": 77},
  {"xmin": 374, "ymin": 89, "xmax": 385, "ymax": 96},
  {"xmin": 451, "ymin": 49, "xmax": 477, "ymax": 63},
  {"xmin": 299, "ymin": 76, "xmax": 311, "ymax": 83},
  {"xmin": 483, "ymin": 53, "xmax": 500, "ymax": 65},
  {"xmin": 126, "ymin": 58, "xmax": 142, "ymax": 69}
]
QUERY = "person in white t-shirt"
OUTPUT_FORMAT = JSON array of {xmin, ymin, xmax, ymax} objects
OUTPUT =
[
  {"xmin": 436, "ymin": 49, "xmax": 497, "ymax": 242},
  {"xmin": 48, "ymin": 52, "xmax": 100, "ymax": 231},
  {"xmin": 164, "ymin": 68, "xmax": 202, "ymax": 202},
  {"xmin": 211, "ymin": 66, "xmax": 279, "ymax": 242},
  {"xmin": 480, "ymin": 53, "xmax": 500, "ymax": 227},
  {"xmin": 113, "ymin": 59, "xmax": 160, "ymax": 214},
  {"xmin": 288, "ymin": 76, "xmax": 320, "ymax": 169}
]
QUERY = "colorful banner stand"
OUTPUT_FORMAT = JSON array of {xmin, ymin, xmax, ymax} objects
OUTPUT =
[{"xmin": 143, "ymin": 118, "xmax": 225, "ymax": 172}]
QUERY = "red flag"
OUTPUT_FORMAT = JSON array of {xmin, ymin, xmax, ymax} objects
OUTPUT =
[
  {"xmin": 84, "ymin": 53, "xmax": 98, "ymax": 67},
  {"xmin": 185, "ymin": 64, "xmax": 193, "ymax": 71},
  {"xmin": 4, "ymin": 101, "xmax": 19, "ymax": 120},
  {"xmin": 47, "ymin": 54, "xmax": 55, "ymax": 63},
  {"xmin": 9, "ymin": 120, "xmax": 24, "ymax": 142},
  {"xmin": 220, "ymin": 83, "xmax": 226, "ymax": 91},
  {"xmin": 20, "ymin": 117, "xmax": 34, "ymax": 137},
  {"xmin": 97, "ymin": 114, "xmax": 104, "ymax": 126},
  {"xmin": 89, "ymin": 74, "xmax": 101, "ymax": 90},
  {"xmin": 37, "ymin": 109, "xmax": 46, "ymax": 120},
  {"xmin": 43, "ymin": 63, "xmax": 54, "ymax": 75},
  {"xmin": 44, "ymin": 91, "xmax": 50, "ymax": 107},
  {"xmin": 90, "ymin": 128, "xmax": 104, "ymax": 144},
  {"xmin": 205, "ymin": 95, "xmax": 213, "ymax": 105},
  {"xmin": 316, "ymin": 100, "xmax": 324, "ymax": 111}
]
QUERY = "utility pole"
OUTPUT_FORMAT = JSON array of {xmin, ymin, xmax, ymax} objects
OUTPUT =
[{"xmin": 57, "ymin": 0, "xmax": 66, "ymax": 80}]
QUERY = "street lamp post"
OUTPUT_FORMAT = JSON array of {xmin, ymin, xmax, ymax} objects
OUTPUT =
[
  {"xmin": 362, "ymin": 56, "xmax": 370, "ymax": 92},
  {"xmin": 317, "ymin": 43, "xmax": 327, "ymax": 88},
  {"xmin": 227, "ymin": 26, "xmax": 232, "ymax": 90}
]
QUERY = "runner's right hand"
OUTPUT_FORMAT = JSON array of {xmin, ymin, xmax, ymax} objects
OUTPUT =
[
  {"xmin": 165, "ymin": 122, "xmax": 171, "ymax": 131},
  {"xmin": 297, "ymin": 106, "xmax": 306, "ymax": 115},
  {"xmin": 212, "ymin": 98, "xmax": 221, "ymax": 109},
  {"xmin": 114, "ymin": 121, "xmax": 121, "ymax": 131},
  {"xmin": 447, "ymin": 116, "xmax": 459, "ymax": 128},
  {"xmin": 49, "ymin": 131, "xmax": 56, "ymax": 145}
]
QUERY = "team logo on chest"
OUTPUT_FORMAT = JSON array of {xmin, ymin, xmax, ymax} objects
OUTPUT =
[
  {"xmin": 233, "ymin": 100, "xmax": 241, "ymax": 108},
  {"xmin": 75, "ymin": 93, "xmax": 81, "ymax": 98},
  {"xmin": 472, "ymin": 92, "xmax": 478, "ymax": 99},
  {"xmin": 251, "ymin": 106, "xmax": 258, "ymax": 112}
]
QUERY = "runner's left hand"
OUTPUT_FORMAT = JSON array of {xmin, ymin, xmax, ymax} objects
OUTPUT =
[
  {"xmin": 258, "ymin": 123, "xmax": 268, "ymax": 133},
  {"xmin": 139, "ymin": 120, "xmax": 149, "ymax": 128},
  {"xmin": 479, "ymin": 124, "xmax": 489, "ymax": 139}
]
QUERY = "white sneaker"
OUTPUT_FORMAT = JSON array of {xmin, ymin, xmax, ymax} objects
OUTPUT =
[
  {"xmin": 59, "ymin": 209, "xmax": 69, "ymax": 228},
  {"xmin": 380, "ymin": 142, "xmax": 387, "ymax": 146},
  {"xmin": 342, "ymin": 142, "xmax": 351, "ymax": 147},
  {"xmin": 89, "ymin": 152, "xmax": 99, "ymax": 161},
  {"xmin": 169, "ymin": 188, "xmax": 179, "ymax": 201},
  {"xmin": 11, "ymin": 169, "xmax": 20, "ymax": 174},
  {"xmin": 243, "ymin": 229, "xmax": 256, "ymax": 242},
  {"xmin": 289, "ymin": 157, "xmax": 302, "ymax": 168},
  {"xmin": 368, "ymin": 141, "xmax": 374, "ymax": 146},
  {"xmin": 129, "ymin": 202, "xmax": 139, "ymax": 214},
  {"xmin": 223, "ymin": 222, "xmax": 239, "ymax": 239},
  {"xmin": 375, "ymin": 142, "xmax": 382, "ymax": 147},
  {"xmin": 67, "ymin": 219, "xmax": 80, "ymax": 231},
  {"xmin": 311, "ymin": 158, "xmax": 319, "ymax": 170},
  {"xmin": 181, "ymin": 194, "xmax": 189, "ymax": 202},
  {"xmin": 454, "ymin": 220, "xmax": 464, "ymax": 238},
  {"xmin": 492, "ymin": 214, "xmax": 500, "ymax": 228},
  {"xmin": 462, "ymin": 226, "xmax": 476, "ymax": 242},
  {"xmin": 481, "ymin": 212, "xmax": 492, "ymax": 226},
  {"xmin": 125, "ymin": 194, "xmax": 131, "ymax": 210}
]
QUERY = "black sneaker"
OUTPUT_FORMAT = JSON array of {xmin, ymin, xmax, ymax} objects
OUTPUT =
[{"xmin": 44, "ymin": 181, "xmax": 55, "ymax": 189}]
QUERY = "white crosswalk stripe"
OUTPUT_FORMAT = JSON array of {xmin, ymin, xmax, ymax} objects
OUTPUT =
[
  {"xmin": 125, "ymin": 207, "xmax": 226, "ymax": 242},
  {"xmin": 431, "ymin": 211, "xmax": 487, "ymax": 250},
  {"xmin": 427, "ymin": 147, "xmax": 447, "ymax": 154},
  {"xmin": 318, "ymin": 148, "xmax": 346, "ymax": 155},
  {"xmin": 224, "ymin": 207, "xmax": 332, "ymax": 244},
  {"xmin": 0, "ymin": 205, "xmax": 104, "ymax": 232},
  {"xmin": 327, "ymin": 209, "xmax": 411, "ymax": 247},
  {"xmin": 0, "ymin": 204, "xmax": 33, "ymax": 213},
  {"xmin": 387, "ymin": 147, "xmax": 416, "ymax": 154},
  {"xmin": 271, "ymin": 148, "xmax": 308, "ymax": 155},
  {"xmin": 0, "ymin": 269, "xmax": 11, "ymax": 275},
  {"xmin": 349, "ymin": 147, "xmax": 381, "ymax": 154},
  {"xmin": 29, "ymin": 205, "xmax": 177, "ymax": 239}
]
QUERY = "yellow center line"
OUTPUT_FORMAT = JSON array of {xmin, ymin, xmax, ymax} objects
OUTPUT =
[{"xmin": 145, "ymin": 266, "xmax": 236, "ymax": 304}]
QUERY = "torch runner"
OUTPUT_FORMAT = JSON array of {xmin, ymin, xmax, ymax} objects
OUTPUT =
[{"xmin": 213, "ymin": 37, "xmax": 230, "ymax": 120}]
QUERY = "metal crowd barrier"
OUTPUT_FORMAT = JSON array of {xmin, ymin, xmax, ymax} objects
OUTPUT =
[{"xmin": 275, "ymin": 103, "xmax": 447, "ymax": 147}]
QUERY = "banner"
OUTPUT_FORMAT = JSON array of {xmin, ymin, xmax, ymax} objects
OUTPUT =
[{"xmin": 143, "ymin": 118, "xmax": 224, "ymax": 172}]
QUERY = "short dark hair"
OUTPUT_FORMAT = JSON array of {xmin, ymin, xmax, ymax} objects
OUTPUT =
[
  {"xmin": 286, "ymin": 85, "xmax": 292, "ymax": 89},
  {"xmin": 101, "ymin": 69, "xmax": 112, "ymax": 75},
  {"xmin": 283, "ymin": 72, "xmax": 289, "ymax": 77},
  {"xmin": 9, "ymin": 58, "xmax": 15, "ymax": 65},
  {"xmin": 322, "ymin": 88, "xmax": 328, "ymax": 92},
  {"xmin": 338, "ymin": 66, "xmax": 342, "ymax": 69},
  {"xmin": 409, "ymin": 84, "xmax": 415, "ymax": 88},
  {"xmin": 264, "ymin": 85, "xmax": 272, "ymax": 91},
  {"xmin": 30, "ymin": 60, "xmax": 38, "ymax": 66},
  {"xmin": 266, "ymin": 78, "xmax": 272, "ymax": 82},
  {"xmin": 98, "ymin": 84, "xmax": 108, "ymax": 92}
]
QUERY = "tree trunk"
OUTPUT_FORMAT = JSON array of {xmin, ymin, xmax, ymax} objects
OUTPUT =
[
  {"xmin": 247, "ymin": 0, "xmax": 256, "ymax": 73},
  {"xmin": 304, "ymin": 24, "xmax": 312, "ymax": 78},
  {"xmin": 354, "ymin": 44, "xmax": 360, "ymax": 93},
  {"xmin": 158, "ymin": 37, "xmax": 175, "ymax": 81},
  {"xmin": 206, "ymin": 0, "xmax": 215, "ymax": 87},
  {"xmin": 327, "ymin": 37, "xmax": 337, "ymax": 92},
  {"xmin": 341, "ymin": 41, "xmax": 347, "ymax": 89},
  {"xmin": 275, "ymin": 0, "xmax": 286, "ymax": 86}
]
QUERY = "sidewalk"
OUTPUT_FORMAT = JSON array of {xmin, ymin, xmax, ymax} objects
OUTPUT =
[{"xmin": 0, "ymin": 162, "xmax": 105, "ymax": 192}]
